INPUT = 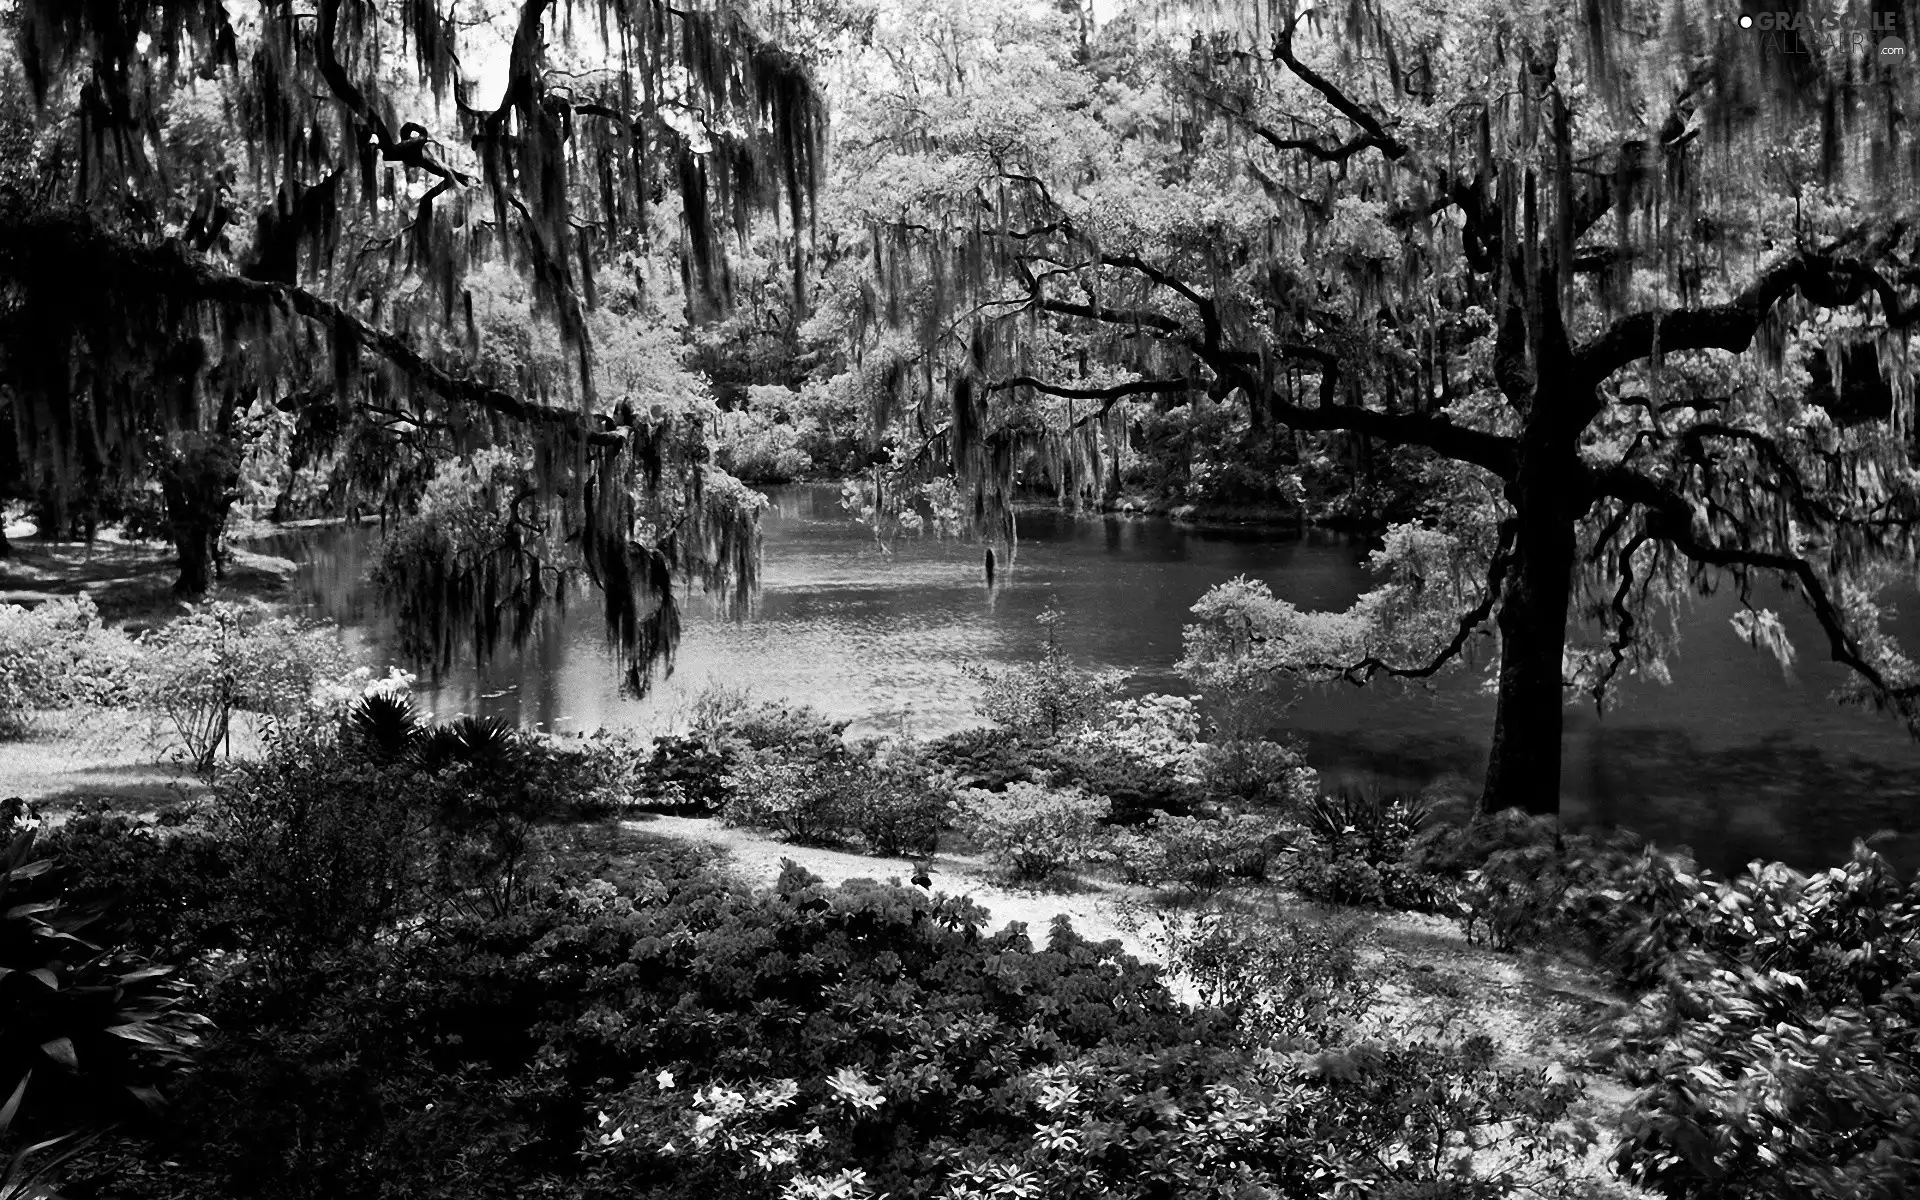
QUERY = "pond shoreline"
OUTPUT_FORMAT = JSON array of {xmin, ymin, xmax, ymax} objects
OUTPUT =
[{"xmin": 732, "ymin": 474, "xmax": 1380, "ymax": 538}]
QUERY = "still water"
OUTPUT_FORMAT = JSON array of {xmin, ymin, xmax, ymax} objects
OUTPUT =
[{"xmin": 254, "ymin": 483, "xmax": 1920, "ymax": 875}]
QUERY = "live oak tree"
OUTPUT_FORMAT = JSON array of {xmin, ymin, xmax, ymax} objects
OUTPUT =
[
  {"xmin": 0, "ymin": 0, "xmax": 822, "ymax": 692},
  {"xmin": 844, "ymin": 0, "xmax": 1920, "ymax": 815}
]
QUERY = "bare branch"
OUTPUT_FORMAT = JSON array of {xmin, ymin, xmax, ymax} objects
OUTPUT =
[{"xmin": 1272, "ymin": 19, "xmax": 1410, "ymax": 161}]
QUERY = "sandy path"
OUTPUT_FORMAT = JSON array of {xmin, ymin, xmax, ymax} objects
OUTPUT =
[{"xmin": 623, "ymin": 814, "xmax": 1165, "ymax": 963}]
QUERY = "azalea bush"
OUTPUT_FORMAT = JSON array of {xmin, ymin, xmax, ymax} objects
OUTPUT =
[
  {"xmin": 1128, "ymin": 899, "xmax": 1379, "ymax": 1045},
  {"xmin": 0, "ymin": 595, "xmax": 141, "ymax": 729},
  {"xmin": 956, "ymin": 782, "xmax": 1109, "ymax": 884},
  {"xmin": 1103, "ymin": 810, "xmax": 1296, "ymax": 900},
  {"xmin": 47, "ymin": 827, "xmax": 1607, "ymax": 1200},
  {"xmin": 641, "ymin": 697, "xmax": 853, "ymax": 817},
  {"xmin": 921, "ymin": 727, "xmax": 1036, "ymax": 793},
  {"xmin": 721, "ymin": 737, "xmax": 954, "ymax": 857},
  {"xmin": 1608, "ymin": 844, "xmax": 1920, "ymax": 1200}
]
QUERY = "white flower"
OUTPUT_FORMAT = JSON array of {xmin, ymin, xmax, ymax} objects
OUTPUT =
[
  {"xmin": 825, "ymin": 1067, "xmax": 886, "ymax": 1113},
  {"xmin": 657, "ymin": 1069, "xmax": 676, "ymax": 1090}
]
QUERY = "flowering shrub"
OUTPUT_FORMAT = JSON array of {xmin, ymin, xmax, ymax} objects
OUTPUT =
[
  {"xmin": 0, "ymin": 595, "xmax": 142, "ymax": 727},
  {"xmin": 1068, "ymin": 693, "xmax": 1204, "ymax": 779},
  {"xmin": 598, "ymin": 1035, "xmax": 1594, "ymax": 1200},
  {"xmin": 1103, "ymin": 811, "xmax": 1295, "ymax": 899},
  {"xmin": 1194, "ymin": 735, "xmax": 1319, "ymax": 806},
  {"xmin": 957, "ymin": 782, "xmax": 1109, "ymax": 884},
  {"xmin": 845, "ymin": 740, "xmax": 955, "ymax": 857},
  {"xmin": 58, "ymin": 826, "xmax": 1606, "ymax": 1200},
  {"xmin": 721, "ymin": 748, "xmax": 857, "ymax": 845},
  {"xmin": 719, "ymin": 729, "xmax": 953, "ymax": 857}
]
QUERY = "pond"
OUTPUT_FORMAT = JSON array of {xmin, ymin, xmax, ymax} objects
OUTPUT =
[{"xmin": 251, "ymin": 482, "xmax": 1920, "ymax": 876}]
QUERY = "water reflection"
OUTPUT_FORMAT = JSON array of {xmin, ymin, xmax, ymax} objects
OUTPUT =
[{"xmin": 250, "ymin": 484, "xmax": 1920, "ymax": 875}]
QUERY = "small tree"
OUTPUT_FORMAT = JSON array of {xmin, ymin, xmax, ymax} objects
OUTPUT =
[
  {"xmin": 969, "ymin": 602, "xmax": 1125, "ymax": 741},
  {"xmin": 137, "ymin": 602, "xmax": 350, "ymax": 771}
]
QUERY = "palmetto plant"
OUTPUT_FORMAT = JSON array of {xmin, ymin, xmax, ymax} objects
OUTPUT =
[
  {"xmin": 345, "ymin": 692, "xmax": 426, "ymax": 761},
  {"xmin": 0, "ymin": 829, "xmax": 209, "ymax": 1172},
  {"xmin": 1299, "ymin": 789, "xmax": 1433, "ymax": 862},
  {"xmin": 417, "ymin": 716, "xmax": 525, "ymax": 774}
]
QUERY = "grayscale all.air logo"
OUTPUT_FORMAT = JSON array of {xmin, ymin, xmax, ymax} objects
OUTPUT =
[{"xmin": 1735, "ymin": 9, "xmax": 1906, "ymax": 61}]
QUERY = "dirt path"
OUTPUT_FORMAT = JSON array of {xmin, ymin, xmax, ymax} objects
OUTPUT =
[{"xmin": 624, "ymin": 815, "xmax": 1165, "ymax": 961}]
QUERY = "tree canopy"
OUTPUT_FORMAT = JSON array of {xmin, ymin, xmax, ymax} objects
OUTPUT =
[
  {"xmin": 823, "ymin": 0, "xmax": 1920, "ymax": 813},
  {"xmin": 0, "ymin": 0, "xmax": 825, "ymax": 692},
  {"xmin": 8, "ymin": 0, "xmax": 1920, "ymax": 811}
]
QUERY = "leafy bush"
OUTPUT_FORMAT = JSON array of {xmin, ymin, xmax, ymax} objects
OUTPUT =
[
  {"xmin": 137, "ymin": 601, "xmax": 351, "ymax": 770},
  {"xmin": 957, "ymin": 782, "xmax": 1109, "ymax": 884},
  {"xmin": 842, "ymin": 741, "xmax": 953, "ymax": 857},
  {"xmin": 1129, "ymin": 900, "xmax": 1379, "ymax": 1044},
  {"xmin": 0, "ymin": 828, "xmax": 210, "ymax": 1137},
  {"xmin": 712, "ymin": 407, "xmax": 814, "ymax": 482},
  {"xmin": 721, "ymin": 738, "xmax": 953, "ymax": 856},
  {"xmin": 1036, "ymin": 692, "xmax": 1210, "ymax": 825},
  {"xmin": 37, "ymin": 804, "xmax": 242, "ymax": 963},
  {"xmin": 1608, "ymin": 844, "xmax": 1920, "ymax": 1200},
  {"xmin": 1071, "ymin": 693, "xmax": 1203, "ymax": 774},
  {"xmin": 647, "ymin": 697, "xmax": 856, "ymax": 818},
  {"xmin": 345, "ymin": 693, "xmax": 637, "ymax": 823},
  {"xmin": 633, "ymin": 733, "xmax": 737, "ymax": 813},
  {"xmin": 921, "ymin": 726, "xmax": 1036, "ymax": 792},
  {"xmin": 1030, "ymin": 740, "xmax": 1206, "ymax": 826},
  {"xmin": 209, "ymin": 730, "xmax": 436, "ymax": 975},
  {"xmin": 1194, "ymin": 734, "xmax": 1319, "ymax": 806},
  {"xmin": 720, "ymin": 747, "xmax": 860, "ymax": 845},
  {"xmin": 0, "ymin": 596, "xmax": 141, "ymax": 728},
  {"xmin": 1286, "ymin": 789, "xmax": 1447, "ymax": 910},
  {"xmin": 1103, "ymin": 810, "xmax": 1296, "ymax": 899},
  {"xmin": 58, "ymin": 832, "xmax": 1603, "ymax": 1200},
  {"xmin": 967, "ymin": 604, "xmax": 1125, "ymax": 741}
]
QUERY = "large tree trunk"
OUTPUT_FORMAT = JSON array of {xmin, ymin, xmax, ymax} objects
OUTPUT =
[
  {"xmin": 1482, "ymin": 513, "xmax": 1575, "ymax": 816},
  {"xmin": 1480, "ymin": 381, "xmax": 1582, "ymax": 816},
  {"xmin": 168, "ymin": 513, "xmax": 216, "ymax": 596},
  {"xmin": 160, "ymin": 435, "xmax": 239, "ymax": 597}
]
